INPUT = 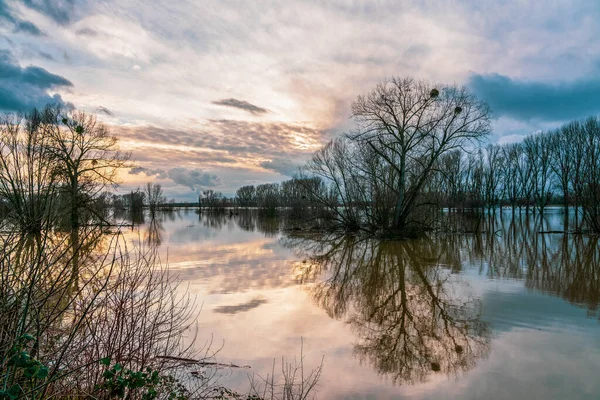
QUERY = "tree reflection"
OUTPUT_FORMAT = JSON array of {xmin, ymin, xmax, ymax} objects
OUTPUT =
[
  {"xmin": 236, "ymin": 209, "xmax": 256, "ymax": 232},
  {"xmin": 523, "ymin": 234, "xmax": 600, "ymax": 317},
  {"xmin": 444, "ymin": 213, "xmax": 600, "ymax": 318},
  {"xmin": 144, "ymin": 214, "xmax": 164, "ymax": 247},
  {"xmin": 285, "ymin": 234, "xmax": 491, "ymax": 385}
]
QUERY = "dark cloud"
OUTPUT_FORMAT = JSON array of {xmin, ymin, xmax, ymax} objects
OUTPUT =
[
  {"xmin": 128, "ymin": 166, "xmax": 220, "ymax": 191},
  {"xmin": 213, "ymin": 298, "xmax": 267, "ymax": 315},
  {"xmin": 0, "ymin": 0, "xmax": 16, "ymax": 23},
  {"xmin": 22, "ymin": 0, "xmax": 74, "ymax": 25},
  {"xmin": 96, "ymin": 106, "xmax": 114, "ymax": 116},
  {"xmin": 14, "ymin": 20, "xmax": 44, "ymax": 35},
  {"xmin": 75, "ymin": 27, "xmax": 98, "ymax": 36},
  {"xmin": 259, "ymin": 158, "xmax": 300, "ymax": 177},
  {"xmin": 20, "ymin": 66, "xmax": 72, "ymax": 88},
  {"xmin": 38, "ymin": 51, "xmax": 55, "ymax": 61},
  {"xmin": 128, "ymin": 166, "xmax": 167, "ymax": 179},
  {"xmin": 168, "ymin": 167, "xmax": 220, "ymax": 190},
  {"xmin": 0, "ymin": 0, "xmax": 43, "ymax": 36},
  {"xmin": 212, "ymin": 98, "xmax": 269, "ymax": 115},
  {"xmin": 0, "ymin": 50, "xmax": 73, "ymax": 112},
  {"xmin": 468, "ymin": 72, "xmax": 600, "ymax": 122}
]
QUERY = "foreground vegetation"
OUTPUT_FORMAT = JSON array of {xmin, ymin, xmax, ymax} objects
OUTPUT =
[{"xmin": 0, "ymin": 107, "xmax": 322, "ymax": 399}]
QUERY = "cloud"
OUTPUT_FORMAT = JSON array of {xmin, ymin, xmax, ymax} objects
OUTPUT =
[
  {"xmin": 128, "ymin": 166, "xmax": 220, "ymax": 190},
  {"xmin": 96, "ymin": 106, "xmax": 114, "ymax": 116},
  {"xmin": 37, "ymin": 51, "xmax": 55, "ymax": 61},
  {"xmin": 259, "ymin": 158, "xmax": 300, "ymax": 177},
  {"xmin": 75, "ymin": 27, "xmax": 98, "ymax": 36},
  {"xmin": 212, "ymin": 98, "xmax": 269, "ymax": 116},
  {"xmin": 118, "ymin": 120, "xmax": 323, "ymax": 158},
  {"xmin": 0, "ymin": 0, "xmax": 43, "ymax": 36},
  {"xmin": 0, "ymin": 50, "xmax": 73, "ymax": 112},
  {"xmin": 128, "ymin": 166, "xmax": 167, "ymax": 179},
  {"xmin": 0, "ymin": 0, "xmax": 14, "ymax": 22},
  {"xmin": 468, "ymin": 72, "xmax": 600, "ymax": 122},
  {"xmin": 14, "ymin": 20, "xmax": 44, "ymax": 35},
  {"xmin": 115, "ymin": 120, "xmax": 322, "ymax": 195},
  {"xmin": 168, "ymin": 167, "xmax": 220, "ymax": 190},
  {"xmin": 124, "ymin": 146, "xmax": 237, "ymax": 166},
  {"xmin": 22, "ymin": 0, "xmax": 74, "ymax": 25}
]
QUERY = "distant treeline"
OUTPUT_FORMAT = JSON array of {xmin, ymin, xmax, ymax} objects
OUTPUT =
[{"xmin": 434, "ymin": 117, "xmax": 600, "ymax": 219}]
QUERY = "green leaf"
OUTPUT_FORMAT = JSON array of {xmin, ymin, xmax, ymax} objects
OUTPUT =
[
  {"xmin": 20, "ymin": 333, "xmax": 35, "ymax": 342},
  {"xmin": 23, "ymin": 366, "xmax": 38, "ymax": 378},
  {"xmin": 100, "ymin": 357, "xmax": 111, "ymax": 366},
  {"xmin": 36, "ymin": 366, "xmax": 49, "ymax": 379}
]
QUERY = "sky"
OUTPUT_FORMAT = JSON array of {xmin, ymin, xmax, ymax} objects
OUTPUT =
[{"xmin": 1, "ymin": 0, "xmax": 600, "ymax": 200}]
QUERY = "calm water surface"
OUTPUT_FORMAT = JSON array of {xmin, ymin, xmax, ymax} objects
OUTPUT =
[{"xmin": 125, "ymin": 209, "xmax": 600, "ymax": 399}]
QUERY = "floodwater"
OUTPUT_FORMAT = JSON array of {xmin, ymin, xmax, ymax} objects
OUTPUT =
[{"xmin": 124, "ymin": 208, "xmax": 600, "ymax": 399}]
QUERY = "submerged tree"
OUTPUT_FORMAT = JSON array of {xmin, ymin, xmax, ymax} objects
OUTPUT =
[
  {"xmin": 145, "ymin": 182, "xmax": 166, "ymax": 216},
  {"xmin": 0, "ymin": 106, "xmax": 130, "ymax": 232},
  {"xmin": 235, "ymin": 185, "xmax": 256, "ymax": 207},
  {"xmin": 0, "ymin": 110, "xmax": 59, "ymax": 233},
  {"xmin": 46, "ymin": 108, "xmax": 130, "ymax": 231},
  {"xmin": 580, "ymin": 117, "xmax": 600, "ymax": 232},
  {"xmin": 353, "ymin": 78, "xmax": 490, "ymax": 230},
  {"xmin": 304, "ymin": 77, "xmax": 491, "ymax": 234}
]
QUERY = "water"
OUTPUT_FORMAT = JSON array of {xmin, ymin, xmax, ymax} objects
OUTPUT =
[{"xmin": 123, "ymin": 208, "xmax": 600, "ymax": 399}]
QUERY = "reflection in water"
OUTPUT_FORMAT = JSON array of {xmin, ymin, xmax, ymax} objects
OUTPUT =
[
  {"xmin": 285, "ymin": 234, "xmax": 491, "ymax": 385},
  {"xmin": 144, "ymin": 214, "xmax": 164, "ymax": 247},
  {"xmin": 281, "ymin": 211, "xmax": 600, "ymax": 386},
  {"xmin": 255, "ymin": 216, "xmax": 280, "ymax": 238},
  {"xmin": 213, "ymin": 297, "xmax": 268, "ymax": 314},
  {"xmin": 1, "ymin": 223, "xmax": 210, "ymax": 398},
  {"xmin": 526, "ymin": 235, "xmax": 600, "ymax": 316},
  {"xmin": 439, "ymin": 213, "xmax": 600, "ymax": 317},
  {"xmin": 236, "ymin": 210, "xmax": 256, "ymax": 232},
  {"xmin": 106, "ymin": 209, "xmax": 600, "ymax": 398}
]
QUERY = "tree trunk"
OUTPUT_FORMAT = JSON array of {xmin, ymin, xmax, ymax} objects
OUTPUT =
[{"xmin": 393, "ymin": 155, "xmax": 406, "ymax": 230}]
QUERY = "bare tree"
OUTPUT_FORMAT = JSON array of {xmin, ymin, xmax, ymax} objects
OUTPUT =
[
  {"xmin": 348, "ymin": 77, "xmax": 491, "ymax": 232},
  {"xmin": 501, "ymin": 143, "xmax": 523, "ymax": 211},
  {"xmin": 524, "ymin": 133, "xmax": 553, "ymax": 214},
  {"xmin": 580, "ymin": 117, "xmax": 600, "ymax": 232},
  {"xmin": 45, "ymin": 108, "xmax": 130, "ymax": 231},
  {"xmin": 0, "ymin": 110, "xmax": 59, "ymax": 233},
  {"xmin": 256, "ymin": 183, "xmax": 281, "ymax": 216},
  {"xmin": 145, "ymin": 182, "xmax": 166, "ymax": 216},
  {"xmin": 235, "ymin": 185, "xmax": 256, "ymax": 207},
  {"xmin": 304, "ymin": 138, "xmax": 364, "ymax": 229},
  {"xmin": 549, "ymin": 125, "xmax": 575, "ymax": 211},
  {"xmin": 201, "ymin": 189, "xmax": 224, "ymax": 212}
]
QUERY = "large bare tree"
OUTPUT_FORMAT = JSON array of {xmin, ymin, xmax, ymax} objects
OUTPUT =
[
  {"xmin": 349, "ymin": 77, "xmax": 491, "ymax": 231},
  {"xmin": 45, "ymin": 108, "xmax": 130, "ymax": 231},
  {"xmin": 0, "ymin": 110, "xmax": 59, "ymax": 233}
]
